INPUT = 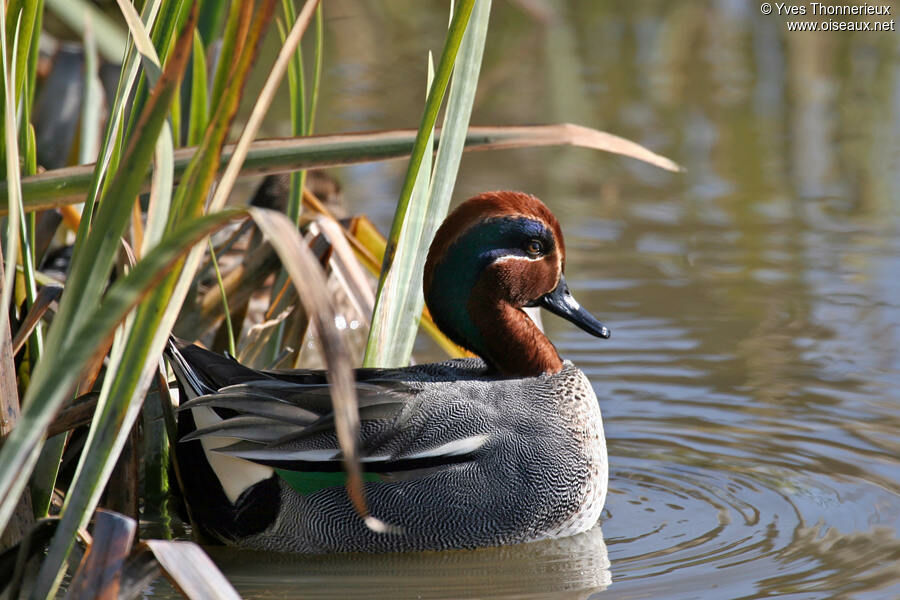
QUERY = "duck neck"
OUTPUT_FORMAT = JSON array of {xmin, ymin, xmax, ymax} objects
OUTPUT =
[{"xmin": 466, "ymin": 295, "xmax": 564, "ymax": 377}]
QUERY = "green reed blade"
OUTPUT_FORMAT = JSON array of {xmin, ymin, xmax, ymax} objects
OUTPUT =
[
  {"xmin": 0, "ymin": 2, "xmax": 21, "ymax": 347},
  {"xmin": 44, "ymin": 0, "xmax": 126, "ymax": 63},
  {"xmin": 75, "ymin": 0, "xmax": 161, "ymax": 255},
  {"xmin": 208, "ymin": 238, "xmax": 236, "ymax": 356},
  {"xmin": 363, "ymin": 53, "xmax": 436, "ymax": 368},
  {"xmin": 309, "ymin": 3, "xmax": 323, "ymax": 135},
  {"xmin": 209, "ymin": 0, "xmax": 249, "ymax": 107},
  {"xmin": 187, "ymin": 29, "xmax": 208, "ymax": 147},
  {"xmin": 26, "ymin": 206, "xmax": 240, "ymax": 599},
  {"xmin": 377, "ymin": 0, "xmax": 475, "ymax": 283},
  {"xmin": 265, "ymin": 0, "xmax": 326, "ymax": 365},
  {"xmin": 361, "ymin": 0, "xmax": 475, "ymax": 368},
  {"xmin": 4, "ymin": 124, "xmax": 682, "ymax": 216},
  {"xmin": 115, "ymin": 0, "xmax": 174, "ymax": 254},
  {"xmin": 363, "ymin": 0, "xmax": 492, "ymax": 368},
  {"xmin": 30, "ymin": 1, "xmax": 273, "ymax": 592},
  {"xmin": 0, "ymin": 0, "xmax": 194, "ymax": 555},
  {"xmin": 78, "ymin": 13, "xmax": 101, "ymax": 165},
  {"xmin": 0, "ymin": 2, "xmax": 26, "ymax": 529},
  {"xmin": 7, "ymin": 0, "xmax": 42, "ymax": 105},
  {"xmin": 122, "ymin": 0, "xmax": 191, "ymax": 145}
]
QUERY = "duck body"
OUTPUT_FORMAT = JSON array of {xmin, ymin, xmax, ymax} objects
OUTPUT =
[{"xmin": 170, "ymin": 191, "xmax": 611, "ymax": 553}]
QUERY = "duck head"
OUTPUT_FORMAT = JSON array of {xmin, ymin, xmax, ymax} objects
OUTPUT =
[{"xmin": 424, "ymin": 191, "xmax": 610, "ymax": 377}]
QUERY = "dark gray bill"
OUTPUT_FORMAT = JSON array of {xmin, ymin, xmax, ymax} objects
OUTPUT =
[{"xmin": 538, "ymin": 274, "xmax": 611, "ymax": 339}]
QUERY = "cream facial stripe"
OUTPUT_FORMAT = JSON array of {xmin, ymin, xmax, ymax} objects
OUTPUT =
[
  {"xmin": 493, "ymin": 254, "xmax": 544, "ymax": 264},
  {"xmin": 493, "ymin": 251, "xmax": 563, "ymax": 289}
]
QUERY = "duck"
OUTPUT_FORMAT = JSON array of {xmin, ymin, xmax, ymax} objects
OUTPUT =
[{"xmin": 167, "ymin": 190, "xmax": 612, "ymax": 553}]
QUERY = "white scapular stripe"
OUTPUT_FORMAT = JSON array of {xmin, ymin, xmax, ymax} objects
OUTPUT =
[{"xmin": 403, "ymin": 434, "xmax": 490, "ymax": 460}]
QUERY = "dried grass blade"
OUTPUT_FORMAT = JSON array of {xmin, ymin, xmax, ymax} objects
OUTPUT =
[
  {"xmin": 11, "ymin": 284, "xmax": 63, "ymax": 355},
  {"xmin": 316, "ymin": 217, "xmax": 374, "ymax": 321},
  {"xmin": 143, "ymin": 540, "xmax": 240, "ymax": 600},
  {"xmin": 208, "ymin": 0, "xmax": 320, "ymax": 213},
  {"xmin": 465, "ymin": 123, "xmax": 683, "ymax": 172},
  {"xmin": 250, "ymin": 207, "xmax": 390, "ymax": 531},
  {"xmin": 66, "ymin": 510, "xmax": 136, "ymax": 600}
]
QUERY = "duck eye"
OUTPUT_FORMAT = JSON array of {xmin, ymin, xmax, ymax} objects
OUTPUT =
[{"xmin": 526, "ymin": 240, "xmax": 543, "ymax": 256}]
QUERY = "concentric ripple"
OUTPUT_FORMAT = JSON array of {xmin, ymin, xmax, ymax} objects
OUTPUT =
[
  {"xmin": 598, "ymin": 437, "xmax": 900, "ymax": 599},
  {"xmin": 552, "ymin": 292, "xmax": 900, "ymax": 600}
]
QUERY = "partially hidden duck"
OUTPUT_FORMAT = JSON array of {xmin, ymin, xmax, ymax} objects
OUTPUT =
[{"xmin": 168, "ymin": 190, "xmax": 612, "ymax": 553}]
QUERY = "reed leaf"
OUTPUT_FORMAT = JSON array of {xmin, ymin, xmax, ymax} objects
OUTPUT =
[
  {"xmin": 144, "ymin": 124, "xmax": 175, "ymax": 255},
  {"xmin": 30, "ymin": 0, "xmax": 273, "ymax": 591},
  {"xmin": 197, "ymin": 0, "xmax": 373, "ymax": 522},
  {"xmin": 3, "ymin": 124, "xmax": 681, "ymax": 216},
  {"xmin": 34, "ymin": 3, "xmax": 89, "ymax": 506},
  {"xmin": 123, "ymin": 0, "xmax": 191, "ymax": 143},
  {"xmin": 0, "ymin": 3, "xmax": 21, "ymax": 367},
  {"xmin": 209, "ymin": 0, "xmax": 251, "ymax": 107},
  {"xmin": 377, "ymin": 0, "xmax": 475, "ymax": 281},
  {"xmin": 44, "ymin": 0, "xmax": 126, "ymax": 63},
  {"xmin": 266, "ymin": 0, "xmax": 325, "ymax": 364},
  {"xmin": 0, "ymin": 3, "xmax": 27, "ymax": 543},
  {"xmin": 249, "ymin": 207, "xmax": 381, "ymax": 531},
  {"xmin": 363, "ymin": 54, "xmax": 436, "ymax": 367},
  {"xmin": 34, "ymin": 2, "xmax": 277, "ymax": 586},
  {"xmin": 77, "ymin": 0, "xmax": 161, "ymax": 238},
  {"xmin": 0, "ymin": 0, "xmax": 196, "ymax": 567},
  {"xmin": 342, "ymin": 213, "xmax": 468, "ymax": 358},
  {"xmin": 309, "ymin": 4, "xmax": 323, "ymax": 135},
  {"xmin": 143, "ymin": 540, "xmax": 240, "ymax": 599},
  {"xmin": 28, "ymin": 204, "xmax": 241, "ymax": 598},
  {"xmin": 208, "ymin": 239, "xmax": 236, "ymax": 356},
  {"xmin": 10, "ymin": 285, "xmax": 61, "ymax": 355},
  {"xmin": 316, "ymin": 217, "xmax": 375, "ymax": 332},
  {"xmin": 208, "ymin": 0, "xmax": 317, "ymax": 213},
  {"xmin": 0, "ymin": 256, "xmax": 30, "ymax": 551},
  {"xmin": 170, "ymin": 0, "xmax": 265, "ymax": 224},
  {"xmin": 115, "ymin": 0, "xmax": 163, "ymax": 84},
  {"xmin": 186, "ymin": 29, "xmax": 208, "ymax": 147},
  {"xmin": 66, "ymin": 510, "xmax": 135, "ymax": 600},
  {"xmin": 78, "ymin": 13, "xmax": 102, "ymax": 165},
  {"xmin": 364, "ymin": 0, "xmax": 491, "ymax": 368},
  {"xmin": 6, "ymin": 0, "xmax": 41, "ymax": 106},
  {"xmin": 114, "ymin": 0, "xmax": 174, "ymax": 256}
]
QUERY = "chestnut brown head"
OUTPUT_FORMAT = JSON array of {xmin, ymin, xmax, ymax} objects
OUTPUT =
[{"xmin": 423, "ymin": 191, "xmax": 609, "ymax": 376}]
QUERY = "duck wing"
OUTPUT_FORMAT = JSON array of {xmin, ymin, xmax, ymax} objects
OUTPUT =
[{"xmin": 170, "ymin": 340, "xmax": 493, "ymax": 474}]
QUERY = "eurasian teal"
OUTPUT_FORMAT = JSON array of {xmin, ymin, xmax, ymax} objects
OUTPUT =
[{"xmin": 169, "ymin": 190, "xmax": 611, "ymax": 553}]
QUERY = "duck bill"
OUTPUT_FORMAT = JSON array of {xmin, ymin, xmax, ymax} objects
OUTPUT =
[{"xmin": 538, "ymin": 274, "xmax": 611, "ymax": 339}]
